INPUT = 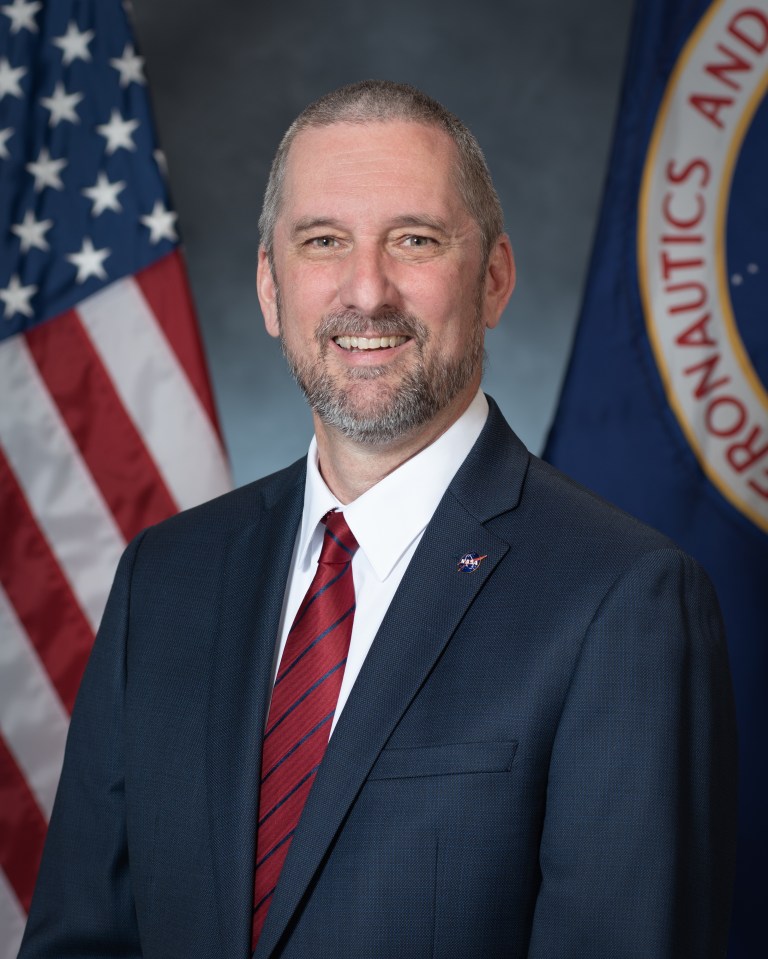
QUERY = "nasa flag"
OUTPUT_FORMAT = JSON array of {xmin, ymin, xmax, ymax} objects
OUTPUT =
[{"xmin": 544, "ymin": 0, "xmax": 767, "ymax": 953}]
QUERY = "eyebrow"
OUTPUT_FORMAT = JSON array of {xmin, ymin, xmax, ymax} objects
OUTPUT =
[
  {"xmin": 291, "ymin": 217, "xmax": 345, "ymax": 237},
  {"xmin": 387, "ymin": 214, "xmax": 449, "ymax": 233}
]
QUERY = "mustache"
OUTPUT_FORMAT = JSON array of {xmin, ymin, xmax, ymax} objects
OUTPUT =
[{"xmin": 315, "ymin": 308, "xmax": 428, "ymax": 343}]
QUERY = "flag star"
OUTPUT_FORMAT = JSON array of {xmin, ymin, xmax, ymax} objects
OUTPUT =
[
  {"xmin": 0, "ymin": 126, "xmax": 13, "ymax": 159},
  {"xmin": 11, "ymin": 209, "xmax": 53, "ymax": 253},
  {"xmin": 26, "ymin": 148, "xmax": 67, "ymax": 192},
  {"xmin": 110, "ymin": 43, "xmax": 145, "ymax": 87},
  {"xmin": 140, "ymin": 200, "xmax": 178, "ymax": 244},
  {"xmin": 1, "ymin": 0, "xmax": 41, "ymax": 34},
  {"xmin": 82, "ymin": 171, "xmax": 126, "ymax": 216},
  {"xmin": 0, "ymin": 274, "xmax": 36, "ymax": 319},
  {"xmin": 52, "ymin": 21, "xmax": 94, "ymax": 66},
  {"xmin": 154, "ymin": 148, "xmax": 168, "ymax": 176},
  {"xmin": 40, "ymin": 81, "xmax": 84, "ymax": 127},
  {"xmin": 96, "ymin": 109, "xmax": 140, "ymax": 154},
  {"xmin": 66, "ymin": 237, "xmax": 111, "ymax": 283},
  {"xmin": 0, "ymin": 57, "xmax": 26, "ymax": 100}
]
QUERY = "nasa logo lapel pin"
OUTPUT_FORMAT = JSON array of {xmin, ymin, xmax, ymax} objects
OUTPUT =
[{"xmin": 457, "ymin": 552, "xmax": 488, "ymax": 573}]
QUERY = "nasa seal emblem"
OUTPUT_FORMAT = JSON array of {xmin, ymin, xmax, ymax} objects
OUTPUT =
[
  {"xmin": 457, "ymin": 552, "xmax": 488, "ymax": 573},
  {"xmin": 638, "ymin": 0, "xmax": 768, "ymax": 532}
]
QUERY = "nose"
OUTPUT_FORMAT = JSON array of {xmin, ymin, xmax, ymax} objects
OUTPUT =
[{"xmin": 337, "ymin": 242, "xmax": 398, "ymax": 316}]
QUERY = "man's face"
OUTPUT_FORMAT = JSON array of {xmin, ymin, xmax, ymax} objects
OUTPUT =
[{"xmin": 258, "ymin": 120, "xmax": 512, "ymax": 445}]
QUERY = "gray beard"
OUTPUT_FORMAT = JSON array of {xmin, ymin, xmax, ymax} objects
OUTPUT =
[{"xmin": 279, "ymin": 306, "xmax": 484, "ymax": 445}]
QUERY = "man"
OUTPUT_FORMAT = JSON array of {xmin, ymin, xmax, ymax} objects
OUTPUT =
[{"xmin": 20, "ymin": 80, "xmax": 736, "ymax": 959}]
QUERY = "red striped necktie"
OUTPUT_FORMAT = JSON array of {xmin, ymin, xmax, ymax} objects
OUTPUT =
[{"xmin": 251, "ymin": 510, "xmax": 358, "ymax": 947}]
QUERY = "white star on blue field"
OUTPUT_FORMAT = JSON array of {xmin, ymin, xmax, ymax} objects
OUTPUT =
[{"xmin": 0, "ymin": 2, "xmax": 177, "ymax": 335}]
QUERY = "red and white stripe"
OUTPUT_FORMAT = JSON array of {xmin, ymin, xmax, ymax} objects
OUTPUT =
[{"xmin": 0, "ymin": 251, "xmax": 230, "ymax": 958}]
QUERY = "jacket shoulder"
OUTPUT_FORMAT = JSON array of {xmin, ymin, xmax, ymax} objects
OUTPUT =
[
  {"xmin": 136, "ymin": 456, "xmax": 306, "ymax": 554},
  {"xmin": 471, "ymin": 398, "xmax": 681, "ymax": 564},
  {"xmin": 524, "ymin": 452, "xmax": 677, "ymax": 554}
]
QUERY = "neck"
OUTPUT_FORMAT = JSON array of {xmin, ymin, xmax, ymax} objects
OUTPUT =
[{"xmin": 313, "ymin": 390, "xmax": 477, "ymax": 503}]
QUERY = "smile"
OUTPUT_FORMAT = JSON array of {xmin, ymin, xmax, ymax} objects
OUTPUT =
[{"xmin": 333, "ymin": 335, "xmax": 409, "ymax": 351}]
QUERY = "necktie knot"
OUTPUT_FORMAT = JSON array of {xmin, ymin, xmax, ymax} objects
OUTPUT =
[{"xmin": 319, "ymin": 510, "xmax": 358, "ymax": 565}]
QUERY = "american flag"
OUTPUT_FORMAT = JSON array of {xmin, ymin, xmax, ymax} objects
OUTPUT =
[{"xmin": 0, "ymin": 2, "xmax": 231, "ymax": 952}]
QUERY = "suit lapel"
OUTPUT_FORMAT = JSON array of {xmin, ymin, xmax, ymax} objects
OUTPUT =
[
  {"xmin": 205, "ymin": 465, "xmax": 305, "ymax": 959},
  {"xmin": 255, "ymin": 400, "xmax": 529, "ymax": 959}
]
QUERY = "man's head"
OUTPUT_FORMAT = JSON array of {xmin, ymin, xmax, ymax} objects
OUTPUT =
[
  {"xmin": 259, "ymin": 80, "xmax": 505, "ymax": 270},
  {"xmin": 257, "ymin": 81, "xmax": 515, "ymax": 449}
]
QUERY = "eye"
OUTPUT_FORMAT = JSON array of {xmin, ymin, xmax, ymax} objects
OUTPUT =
[
  {"xmin": 307, "ymin": 235, "xmax": 343, "ymax": 249},
  {"xmin": 402, "ymin": 234, "xmax": 436, "ymax": 248}
]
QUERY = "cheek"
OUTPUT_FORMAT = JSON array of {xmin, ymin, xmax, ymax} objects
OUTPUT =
[
  {"xmin": 278, "ymin": 269, "xmax": 336, "ymax": 331},
  {"xmin": 404, "ymin": 258, "xmax": 473, "ymax": 310},
  {"xmin": 407, "ymin": 271, "xmax": 476, "ymax": 340},
  {"xmin": 291, "ymin": 261, "xmax": 339, "ymax": 302}
]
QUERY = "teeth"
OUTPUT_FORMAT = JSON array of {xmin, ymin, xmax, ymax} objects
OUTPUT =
[{"xmin": 334, "ymin": 335, "xmax": 408, "ymax": 351}]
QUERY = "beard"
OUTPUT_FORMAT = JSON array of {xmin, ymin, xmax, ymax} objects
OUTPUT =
[{"xmin": 277, "ymin": 300, "xmax": 485, "ymax": 445}]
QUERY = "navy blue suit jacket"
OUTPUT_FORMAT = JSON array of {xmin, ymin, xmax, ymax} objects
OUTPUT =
[{"xmin": 20, "ymin": 399, "xmax": 737, "ymax": 958}]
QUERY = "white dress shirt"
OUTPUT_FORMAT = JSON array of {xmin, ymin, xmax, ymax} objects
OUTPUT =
[{"xmin": 272, "ymin": 390, "xmax": 489, "ymax": 734}]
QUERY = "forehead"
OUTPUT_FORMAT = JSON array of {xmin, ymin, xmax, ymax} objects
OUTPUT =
[{"xmin": 279, "ymin": 120, "xmax": 467, "ymax": 226}]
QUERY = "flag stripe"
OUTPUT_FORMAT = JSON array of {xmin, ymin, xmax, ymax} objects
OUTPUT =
[
  {"xmin": 0, "ymin": 3, "xmax": 233, "ymax": 941},
  {"xmin": 26, "ymin": 310, "xmax": 179, "ymax": 541},
  {"xmin": 0, "ymin": 737, "xmax": 47, "ymax": 913},
  {"xmin": 0, "ymin": 448, "xmax": 95, "ymax": 712},
  {"xmin": 0, "ymin": 337, "xmax": 125, "ymax": 633},
  {"xmin": 0, "ymin": 870, "xmax": 26, "ymax": 959},
  {"xmin": 134, "ymin": 250, "xmax": 223, "ymax": 433},
  {"xmin": 0, "ymin": 585, "xmax": 70, "ymax": 819},
  {"xmin": 78, "ymin": 272, "xmax": 231, "ymax": 511}
]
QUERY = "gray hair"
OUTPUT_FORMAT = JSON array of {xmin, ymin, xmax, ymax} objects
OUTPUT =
[{"xmin": 259, "ymin": 80, "xmax": 504, "ymax": 266}]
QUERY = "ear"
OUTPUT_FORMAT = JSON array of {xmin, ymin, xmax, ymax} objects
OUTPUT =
[
  {"xmin": 482, "ymin": 234, "xmax": 515, "ymax": 330},
  {"xmin": 257, "ymin": 247, "xmax": 280, "ymax": 338}
]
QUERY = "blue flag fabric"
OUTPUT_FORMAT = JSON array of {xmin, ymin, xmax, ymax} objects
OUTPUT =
[
  {"xmin": 0, "ymin": 0, "xmax": 176, "ymax": 339},
  {"xmin": 544, "ymin": 0, "xmax": 767, "ymax": 953}
]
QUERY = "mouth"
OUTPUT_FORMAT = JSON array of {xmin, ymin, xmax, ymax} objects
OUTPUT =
[{"xmin": 333, "ymin": 335, "xmax": 410, "ymax": 351}]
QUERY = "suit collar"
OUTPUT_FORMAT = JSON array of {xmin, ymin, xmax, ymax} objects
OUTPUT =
[
  {"xmin": 449, "ymin": 394, "xmax": 528, "ymax": 523},
  {"xmin": 254, "ymin": 399, "xmax": 530, "ymax": 958},
  {"xmin": 298, "ymin": 389, "xmax": 489, "ymax": 583}
]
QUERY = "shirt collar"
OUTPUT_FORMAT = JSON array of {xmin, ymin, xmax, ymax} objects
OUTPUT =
[{"xmin": 297, "ymin": 390, "xmax": 489, "ymax": 581}]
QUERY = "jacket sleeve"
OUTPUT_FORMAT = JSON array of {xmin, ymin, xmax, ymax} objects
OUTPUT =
[
  {"xmin": 18, "ymin": 532, "xmax": 147, "ymax": 959},
  {"xmin": 526, "ymin": 547, "xmax": 737, "ymax": 959}
]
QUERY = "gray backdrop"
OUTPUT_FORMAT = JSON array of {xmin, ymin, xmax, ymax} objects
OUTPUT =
[{"xmin": 131, "ymin": 0, "xmax": 635, "ymax": 486}]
